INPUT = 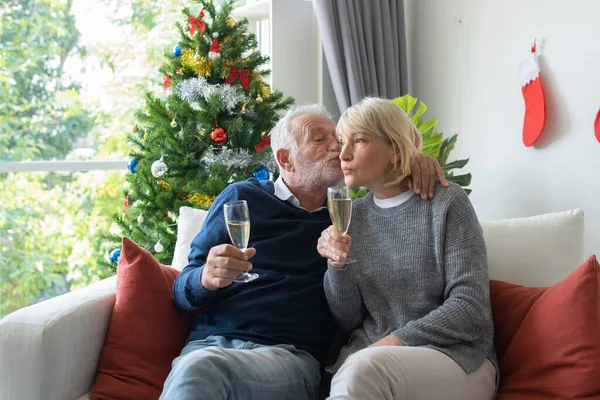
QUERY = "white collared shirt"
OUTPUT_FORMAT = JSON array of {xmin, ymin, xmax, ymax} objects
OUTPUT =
[{"xmin": 273, "ymin": 177, "xmax": 328, "ymax": 213}]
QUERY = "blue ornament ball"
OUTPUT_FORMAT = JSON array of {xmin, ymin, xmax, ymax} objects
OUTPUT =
[
  {"xmin": 172, "ymin": 45, "xmax": 182, "ymax": 57},
  {"xmin": 109, "ymin": 248, "xmax": 121, "ymax": 264},
  {"xmin": 252, "ymin": 166, "xmax": 269, "ymax": 181},
  {"xmin": 127, "ymin": 157, "xmax": 138, "ymax": 174}
]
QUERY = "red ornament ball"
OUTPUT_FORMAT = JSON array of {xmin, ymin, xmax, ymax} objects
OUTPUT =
[{"xmin": 210, "ymin": 127, "xmax": 228, "ymax": 145}]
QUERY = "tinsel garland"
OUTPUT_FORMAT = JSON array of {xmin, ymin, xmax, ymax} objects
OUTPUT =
[
  {"xmin": 181, "ymin": 48, "xmax": 213, "ymax": 76},
  {"xmin": 220, "ymin": 59, "xmax": 235, "ymax": 79},
  {"xmin": 157, "ymin": 180, "xmax": 170, "ymax": 192},
  {"xmin": 180, "ymin": 50, "xmax": 247, "ymax": 81},
  {"xmin": 202, "ymin": 147, "xmax": 279, "ymax": 175},
  {"xmin": 250, "ymin": 71, "xmax": 262, "ymax": 87},
  {"xmin": 187, "ymin": 193, "xmax": 217, "ymax": 208},
  {"xmin": 203, "ymin": 147, "xmax": 255, "ymax": 169},
  {"xmin": 260, "ymin": 84, "xmax": 272, "ymax": 99},
  {"xmin": 259, "ymin": 151, "xmax": 279, "ymax": 173},
  {"xmin": 177, "ymin": 77, "xmax": 247, "ymax": 112}
]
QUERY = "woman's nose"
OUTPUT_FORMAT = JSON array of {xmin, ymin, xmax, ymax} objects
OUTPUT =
[{"xmin": 339, "ymin": 143, "xmax": 352, "ymax": 161}]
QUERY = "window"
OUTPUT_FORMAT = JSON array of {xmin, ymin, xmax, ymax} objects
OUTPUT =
[{"xmin": 0, "ymin": 0, "xmax": 188, "ymax": 317}]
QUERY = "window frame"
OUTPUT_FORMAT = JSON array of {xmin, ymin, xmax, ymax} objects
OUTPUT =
[{"xmin": 0, "ymin": 161, "xmax": 128, "ymax": 173}]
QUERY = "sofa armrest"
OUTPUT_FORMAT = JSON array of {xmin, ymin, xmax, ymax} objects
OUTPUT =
[{"xmin": 0, "ymin": 276, "xmax": 117, "ymax": 400}]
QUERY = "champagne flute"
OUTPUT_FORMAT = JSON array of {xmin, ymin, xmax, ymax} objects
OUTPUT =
[
  {"xmin": 327, "ymin": 186, "xmax": 355, "ymax": 265},
  {"xmin": 223, "ymin": 200, "xmax": 258, "ymax": 283}
]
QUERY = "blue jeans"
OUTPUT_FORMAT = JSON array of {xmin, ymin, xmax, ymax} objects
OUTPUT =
[{"xmin": 160, "ymin": 335, "xmax": 322, "ymax": 400}]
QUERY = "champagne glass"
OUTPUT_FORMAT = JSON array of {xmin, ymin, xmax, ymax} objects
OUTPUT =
[
  {"xmin": 327, "ymin": 186, "xmax": 356, "ymax": 265},
  {"xmin": 223, "ymin": 200, "xmax": 258, "ymax": 283}
]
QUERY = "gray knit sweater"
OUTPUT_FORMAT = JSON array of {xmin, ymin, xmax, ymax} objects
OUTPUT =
[{"xmin": 324, "ymin": 182, "xmax": 498, "ymax": 376}]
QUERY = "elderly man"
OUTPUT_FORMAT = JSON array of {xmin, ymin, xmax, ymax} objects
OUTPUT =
[{"xmin": 160, "ymin": 104, "xmax": 447, "ymax": 400}]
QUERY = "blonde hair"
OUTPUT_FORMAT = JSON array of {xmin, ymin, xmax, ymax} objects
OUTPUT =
[
  {"xmin": 337, "ymin": 97, "xmax": 422, "ymax": 187},
  {"xmin": 270, "ymin": 104, "xmax": 332, "ymax": 174}
]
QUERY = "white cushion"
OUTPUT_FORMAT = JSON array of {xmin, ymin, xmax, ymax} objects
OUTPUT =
[
  {"xmin": 171, "ymin": 206, "xmax": 209, "ymax": 270},
  {"xmin": 481, "ymin": 209, "xmax": 584, "ymax": 287}
]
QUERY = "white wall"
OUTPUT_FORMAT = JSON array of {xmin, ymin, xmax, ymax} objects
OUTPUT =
[
  {"xmin": 404, "ymin": 0, "xmax": 600, "ymax": 259},
  {"xmin": 270, "ymin": 0, "xmax": 318, "ymax": 106}
]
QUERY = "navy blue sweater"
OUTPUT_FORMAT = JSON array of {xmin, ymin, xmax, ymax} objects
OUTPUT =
[{"xmin": 173, "ymin": 178, "xmax": 336, "ymax": 365}]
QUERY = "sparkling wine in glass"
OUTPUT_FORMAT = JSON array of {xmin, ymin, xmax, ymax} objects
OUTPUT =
[
  {"xmin": 327, "ymin": 186, "xmax": 356, "ymax": 265},
  {"xmin": 223, "ymin": 200, "xmax": 258, "ymax": 283}
]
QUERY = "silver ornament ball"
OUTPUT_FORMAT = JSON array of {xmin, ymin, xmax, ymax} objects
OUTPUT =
[
  {"xmin": 154, "ymin": 241, "xmax": 164, "ymax": 253},
  {"xmin": 151, "ymin": 159, "xmax": 168, "ymax": 178},
  {"xmin": 137, "ymin": 215, "xmax": 144, "ymax": 224}
]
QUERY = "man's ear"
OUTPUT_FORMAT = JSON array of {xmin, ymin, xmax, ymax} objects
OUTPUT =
[{"xmin": 276, "ymin": 148, "xmax": 294, "ymax": 172}]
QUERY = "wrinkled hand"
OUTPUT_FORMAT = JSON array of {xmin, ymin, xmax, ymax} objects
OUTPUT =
[
  {"xmin": 368, "ymin": 334, "xmax": 405, "ymax": 348},
  {"xmin": 317, "ymin": 226, "xmax": 351, "ymax": 269},
  {"xmin": 201, "ymin": 244, "xmax": 256, "ymax": 291},
  {"xmin": 407, "ymin": 154, "xmax": 448, "ymax": 199}
]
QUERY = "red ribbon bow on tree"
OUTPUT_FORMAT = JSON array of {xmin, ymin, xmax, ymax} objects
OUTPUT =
[
  {"xmin": 255, "ymin": 134, "xmax": 271, "ymax": 152},
  {"xmin": 188, "ymin": 11, "xmax": 206, "ymax": 36},
  {"xmin": 163, "ymin": 75, "xmax": 171, "ymax": 93},
  {"xmin": 226, "ymin": 66, "xmax": 251, "ymax": 90}
]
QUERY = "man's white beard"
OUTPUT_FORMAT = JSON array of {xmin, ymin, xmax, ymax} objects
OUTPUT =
[{"xmin": 295, "ymin": 152, "xmax": 342, "ymax": 189}]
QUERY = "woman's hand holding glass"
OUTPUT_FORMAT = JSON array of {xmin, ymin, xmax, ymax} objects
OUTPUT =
[
  {"xmin": 317, "ymin": 226, "xmax": 352, "ymax": 269},
  {"xmin": 323, "ymin": 186, "xmax": 355, "ymax": 267}
]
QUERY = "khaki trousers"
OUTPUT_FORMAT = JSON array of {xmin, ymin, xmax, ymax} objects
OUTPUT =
[{"xmin": 328, "ymin": 346, "xmax": 497, "ymax": 400}]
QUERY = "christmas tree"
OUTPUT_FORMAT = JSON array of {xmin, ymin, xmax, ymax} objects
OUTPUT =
[{"xmin": 100, "ymin": 0, "xmax": 293, "ymax": 270}]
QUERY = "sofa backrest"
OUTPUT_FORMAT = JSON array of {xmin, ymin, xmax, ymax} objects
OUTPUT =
[
  {"xmin": 172, "ymin": 205, "xmax": 586, "ymax": 288},
  {"xmin": 481, "ymin": 209, "xmax": 585, "ymax": 287}
]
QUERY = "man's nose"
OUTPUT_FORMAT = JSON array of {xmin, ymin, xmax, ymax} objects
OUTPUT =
[{"xmin": 329, "ymin": 136, "xmax": 340, "ymax": 151}]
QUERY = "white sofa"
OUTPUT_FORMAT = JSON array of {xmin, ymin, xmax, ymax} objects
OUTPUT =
[{"xmin": 0, "ymin": 209, "xmax": 586, "ymax": 400}]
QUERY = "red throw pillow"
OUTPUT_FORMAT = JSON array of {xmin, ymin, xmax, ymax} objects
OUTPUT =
[
  {"xmin": 490, "ymin": 255, "xmax": 600, "ymax": 400},
  {"xmin": 89, "ymin": 237, "xmax": 192, "ymax": 400}
]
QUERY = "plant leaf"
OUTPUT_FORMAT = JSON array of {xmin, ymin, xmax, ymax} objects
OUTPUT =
[
  {"xmin": 392, "ymin": 94, "xmax": 418, "ymax": 116},
  {"xmin": 411, "ymin": 101, "xmax": 428, "ymax": 122},
  {"xmin": 442, "ymin": 158, "xmax": 469, "ymax": 171},
  {"xmin": 390, "ymin": 95, "xmax": 471, "ymax": 193},
  {"xmin": 437, "ymin": 134, "xmax": 458, "ymax": 165},
  {"xmin": 447, "ymin": 173, "xmax": 472, "ymax": 187},
  {"xmin": 415, "ymin": 117, "xmax": 438, "ymax": 136}
]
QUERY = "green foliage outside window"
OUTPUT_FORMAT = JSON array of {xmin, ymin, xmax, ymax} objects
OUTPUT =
[{"xmin": 0, "ymin": 0, "xmax": 188, "ymax": 317}]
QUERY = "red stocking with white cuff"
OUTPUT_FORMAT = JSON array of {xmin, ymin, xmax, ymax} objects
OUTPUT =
[{"xmin": 518, "ymin": 44, "xmax": 546, "ymax": 147}]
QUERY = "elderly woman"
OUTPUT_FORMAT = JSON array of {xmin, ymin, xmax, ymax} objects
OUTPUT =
[{"xmin": 317, "ymin": 97, "xmax": 498, "ymax": 400}]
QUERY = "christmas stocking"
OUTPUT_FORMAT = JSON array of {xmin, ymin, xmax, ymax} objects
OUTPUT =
[
  {"xmin": 518, "ymin": 44, "xmax": 546, "ymax": 147},
  {"xmin": 595, "ymin": 109, "xmax": 600, "ymax": 143}
]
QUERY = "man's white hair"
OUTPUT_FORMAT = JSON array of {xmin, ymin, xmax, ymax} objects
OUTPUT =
[{"xmin": 270, "ymin": 104, "xmax": 332, "ymax": 174}]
